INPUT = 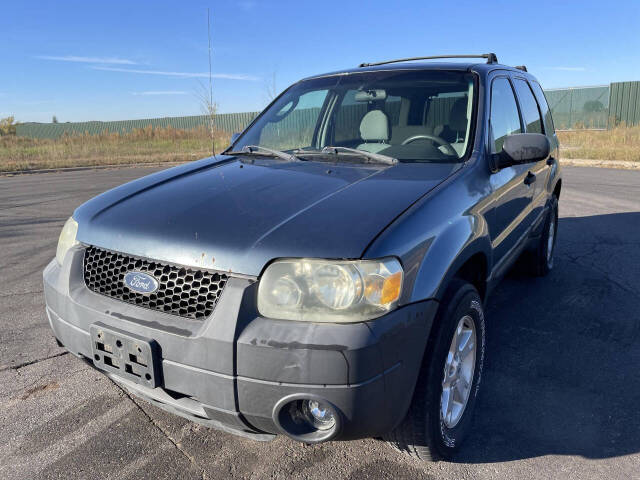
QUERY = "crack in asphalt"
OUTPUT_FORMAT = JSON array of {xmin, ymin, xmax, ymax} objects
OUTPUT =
[
  {"xmin": 0, "ymin": 351, "xmax": 69, "ymax": 372},
  {"xmin": 0, "ymin": 193, "xmax": 79, "ymax": 212},
  {"xmin": 0, "ymin": 289, "xmax": 44, "ymax": 298},
  {"xmin": 558, "ymin": 250, "xmax": 640, "ymax": 296},
  {"xmin": 560, "ymin": 240, "xmax": 602, "ymax": 264},
  {"xmin": 110, "ymin": 380, "xmax": 208, "ymax": 480}
]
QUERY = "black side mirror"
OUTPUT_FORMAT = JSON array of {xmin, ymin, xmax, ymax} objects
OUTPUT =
[
  {"xmin": 495, "ymin": 133, "xmax": 550, "ymax": 169},
  {"xmin": 230, "ymin": 132, "xmax": 241, "ymax": 146}
]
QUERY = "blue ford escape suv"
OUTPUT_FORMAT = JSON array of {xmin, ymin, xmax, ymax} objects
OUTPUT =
[{"xmin": 44, "ymin": 54, "xmax": 561, "ymax": 460}]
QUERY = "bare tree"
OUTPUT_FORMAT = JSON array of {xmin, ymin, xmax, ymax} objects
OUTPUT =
[{"xmin": 195, "ymin": 80, "xmax": 218, "ymax": 154}]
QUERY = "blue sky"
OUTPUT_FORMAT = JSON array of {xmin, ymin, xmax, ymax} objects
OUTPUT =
[{"xmin": 1, "ymin": 0, "xmax": 639, "ymax": 123}]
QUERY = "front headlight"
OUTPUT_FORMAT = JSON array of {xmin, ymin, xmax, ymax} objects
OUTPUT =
[
  {"xmin": 56, "ymin": 217, "xmax": 79, "ymax": 265},
  {"xmin": 257, "ymin": 258, "xmax": 403, "ymax": 323}
]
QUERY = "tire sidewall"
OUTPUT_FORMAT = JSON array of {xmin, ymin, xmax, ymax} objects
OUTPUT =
[
  {"xmin": 427, "ymin": 284, "xmax": 486, "ymax": 456},
  {"xmin": 540, "ymin": 195, "xmax": 559, "ymax": 273}
]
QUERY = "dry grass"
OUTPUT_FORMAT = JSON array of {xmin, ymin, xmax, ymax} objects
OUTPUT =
[
  {"xmin": 0, "ymin": 126, "xmax": 230, "ymax": 172},
  {"xmin": 2, "ymin": 124, "xmax": 639, "ymax": 172},
  {"xmin": 557, "ymin": 125, "xmax": 640, "ymax": 162}
]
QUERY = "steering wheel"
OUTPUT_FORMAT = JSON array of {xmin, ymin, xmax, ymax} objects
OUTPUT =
[{"xmin": 401, "ymin": 134, "xmax": 457, "ymax": 156}]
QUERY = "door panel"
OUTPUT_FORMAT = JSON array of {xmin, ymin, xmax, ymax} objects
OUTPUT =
[
  {"xmin": 530, "ymin": 79, "xmax": 560, "ymax": 197},
  {"xmin": 529, "ymin": 159, "xmax": 549, "ymax": 225},
  {"xmin": 512, "ymin": 77, "xmax": 552, "ymax": 223},
  {"xmin": 489, "ymin": 164, "xmax": 535, "ymax": 261},
  {"xmin": 486, "ymin": 76, "xmax": 534, "ymax": 266}
]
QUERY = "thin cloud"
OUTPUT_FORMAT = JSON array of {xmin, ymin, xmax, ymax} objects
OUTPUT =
[
  {"xmin": 239, "ymin": 1, "xmax": 257, "ymax": 10},
  {"xmin": 24, "ymin": 100, "xmax": 52, "ymax": 105},
  {"xmin": 37, "ymin": 55, "xmax": 137, "ymax": 65},
  {"xmin": 546, "ymin": 66, "xmax": 587, "ymax": 72},
  {"xmin": 93, "ymin": 65, "xmax": 259, "ymax": 81},
  {"xmin": 131, "ymin": 91, "xmax": 188, "ymax": 96}
]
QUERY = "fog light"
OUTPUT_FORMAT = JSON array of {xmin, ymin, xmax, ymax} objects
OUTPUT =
[
  {"xmin": 274, "ymin": 395, "xmax": 342, "ymax": 443},
  {"xmin": 301, "ymin": 399, "xmax": 336, "ymax": 430}
]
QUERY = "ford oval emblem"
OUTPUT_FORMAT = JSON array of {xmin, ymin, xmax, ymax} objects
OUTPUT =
[{"xmin": 123, "ymin": 271, "xmax": 159, "ymax": 294}]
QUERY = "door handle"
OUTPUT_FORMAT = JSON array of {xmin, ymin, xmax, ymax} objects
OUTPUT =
[
  {"xmin": 546, "ymin": 156, "xmax": 556, "ymax": 166},
  {"xmin": 524, "ymin": 172, "xmax": 536, "ymax": 185}
]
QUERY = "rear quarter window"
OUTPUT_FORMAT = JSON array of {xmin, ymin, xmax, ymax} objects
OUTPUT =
[
  {"xmin": 529, "ymin": 81, "xmax": 556, "ymax": 135},
  {"xmin": 513, "ymin": 78, "xmax": 543, "ymax": 134}
]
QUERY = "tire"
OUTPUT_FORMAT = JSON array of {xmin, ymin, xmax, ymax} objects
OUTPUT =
[
  {"xmin": 385, "ymin": 279, "xmax": 486, "ymax": 461},
  {"xmin": 530, "ymin": 195, "xmax": 558, "ymax": 277}
]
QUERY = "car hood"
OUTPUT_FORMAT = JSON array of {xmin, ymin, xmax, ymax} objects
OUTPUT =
[{"xmin": 74, "ymin": 155, "xmax": 459, "ymax": 276}]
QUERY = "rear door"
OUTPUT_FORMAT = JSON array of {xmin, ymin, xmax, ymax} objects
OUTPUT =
[
  {"xmin": 487, "ymin": 75, "xmax": 534, "ymax": 266},
  {"xmin": 511, "ymin": 77, "xmax": 552, "ymax": 224},
  {"xmin": 530, "ymin": 79, "xmax": 560, "ymax": 178}
]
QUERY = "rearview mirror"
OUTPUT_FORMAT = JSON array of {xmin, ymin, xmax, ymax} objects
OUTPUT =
[
  {"xmin": 354, "ymin": 89, "xmax": 387, "ymax": 102},
  {"xmin": 495, "ymin": 133, "xmax": 550, "ymax": 169}
]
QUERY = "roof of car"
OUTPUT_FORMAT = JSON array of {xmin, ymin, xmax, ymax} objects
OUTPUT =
[{"xmin": 303, "ymin": 61, "xmax": 526, "ymax": 81}]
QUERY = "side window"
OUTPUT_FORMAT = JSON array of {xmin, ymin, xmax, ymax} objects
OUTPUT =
[
  {"xmin": 259, "ymin": 90, "xmax": 328, "ymax": 150},
  {"xmin": 490, "ymin": 77, "xmax": 521, "ymax": 153},
  {"xmin": 513, "ymin": 78, "xmax": 543, "ymax": 133},
  {"xmin": 529, "ymin": 81, "xmax": 556, "ymax": 135}
]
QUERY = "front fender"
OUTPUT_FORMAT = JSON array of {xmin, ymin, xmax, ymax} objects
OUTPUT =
[
  {"xmin": 411, "ymin": 215, "xmax": 492, "ymax": 303},
  {"xmin": 364, "ymin": 161, "xmax": 493, "ymax": 305}
]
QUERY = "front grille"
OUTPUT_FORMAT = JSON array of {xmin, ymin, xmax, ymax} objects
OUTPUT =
[{"xmin": 83, "ymin": 246, "xmax": 228, "ymax": 319}]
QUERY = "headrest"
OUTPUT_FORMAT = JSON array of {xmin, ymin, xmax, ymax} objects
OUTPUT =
[
  {"xmin": 449, "ymin": 97, "xmax": 469, "ymax": 131},
  {"xmin": 359, "ymin": 110, "xmax": 390, "ymax": 142}
]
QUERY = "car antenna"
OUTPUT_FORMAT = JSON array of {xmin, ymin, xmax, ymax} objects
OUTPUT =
[{"xmin": 207, "ymin": 8, "xmax": 217, "ymax": 161}]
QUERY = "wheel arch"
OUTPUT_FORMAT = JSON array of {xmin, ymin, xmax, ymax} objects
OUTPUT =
[
  {"xmin": 407, "ymin": 215, "xmax": 492, "ymax": 305},
  {"xmin": 449, "ymin": 252, "xmax": 488, "ymax": 302}
]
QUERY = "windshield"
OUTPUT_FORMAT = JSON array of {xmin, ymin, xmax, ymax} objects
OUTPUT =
[{"xmin": 232, "ymin": 70, "xmax": 476, "ymax": 163}]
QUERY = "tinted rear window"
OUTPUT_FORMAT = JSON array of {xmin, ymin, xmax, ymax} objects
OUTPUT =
[
  {"xmin": 529, "ymin": 81, "xmax": 555, "ymax": 134},
  {"xmin": 513, "ymin": 79, "xmax": 543, "ymax": 134}
]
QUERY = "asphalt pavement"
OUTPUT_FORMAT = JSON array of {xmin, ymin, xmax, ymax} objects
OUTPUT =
[{"xmin": 1, "ymin": 165, "xmax": 639, "ymax": 479}]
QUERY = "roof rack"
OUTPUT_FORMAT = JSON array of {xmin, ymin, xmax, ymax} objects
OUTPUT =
[
  {"xmin": 515, "ymin": 65, "xmax": 528, "ymax": 72},
  {"xmin": 358, "ymin": 53, "xmax": 498, "ymax": 68}
]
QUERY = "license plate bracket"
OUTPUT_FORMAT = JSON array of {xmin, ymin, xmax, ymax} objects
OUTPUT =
[{"xmin": 90, "ymin": 322, "xmax": 160, "ymax": 388}]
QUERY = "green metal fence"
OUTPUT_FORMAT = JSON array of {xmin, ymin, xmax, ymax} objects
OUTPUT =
[
  {"xmin": 544, "ymin": 85, "xmax": 610, "ymax": 129},
  {"xmin": 13, "ymin": 82, "xmax": 640, "ymax": 139},
  {"xmin": 15, "ymin": 112, "xmax": 260, "ymax": 139},
  {"xmin": 609, "ymin": 81, "xmax": 640, "ymax": 127}
]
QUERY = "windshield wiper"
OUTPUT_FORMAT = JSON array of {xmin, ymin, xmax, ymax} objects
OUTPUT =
[
  {"xmin": 226, "ymin": 145, "xmax": 300, "ymax": 162},
  {"xmin": 295, "ymin": 146, "xmax": 397, "ymax": 165}
]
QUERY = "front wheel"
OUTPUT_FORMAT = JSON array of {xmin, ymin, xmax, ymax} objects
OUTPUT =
[{"xmin": 385, "ymin": 279, "xmax": 486, "ymax": 461}]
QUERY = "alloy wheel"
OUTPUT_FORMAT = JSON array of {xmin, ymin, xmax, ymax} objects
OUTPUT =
[
  {"xmin": 440, "ymin": 315, "xmax": 477, "ymax": 428},
  {"xmin": 547, "ymin": 215, "xmax": 556, "ymax": 267}
]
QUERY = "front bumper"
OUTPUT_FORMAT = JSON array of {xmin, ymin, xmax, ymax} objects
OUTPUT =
[{"xmin": 43, "ymin": 246, "xmax": 438, "ymax": 441}]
